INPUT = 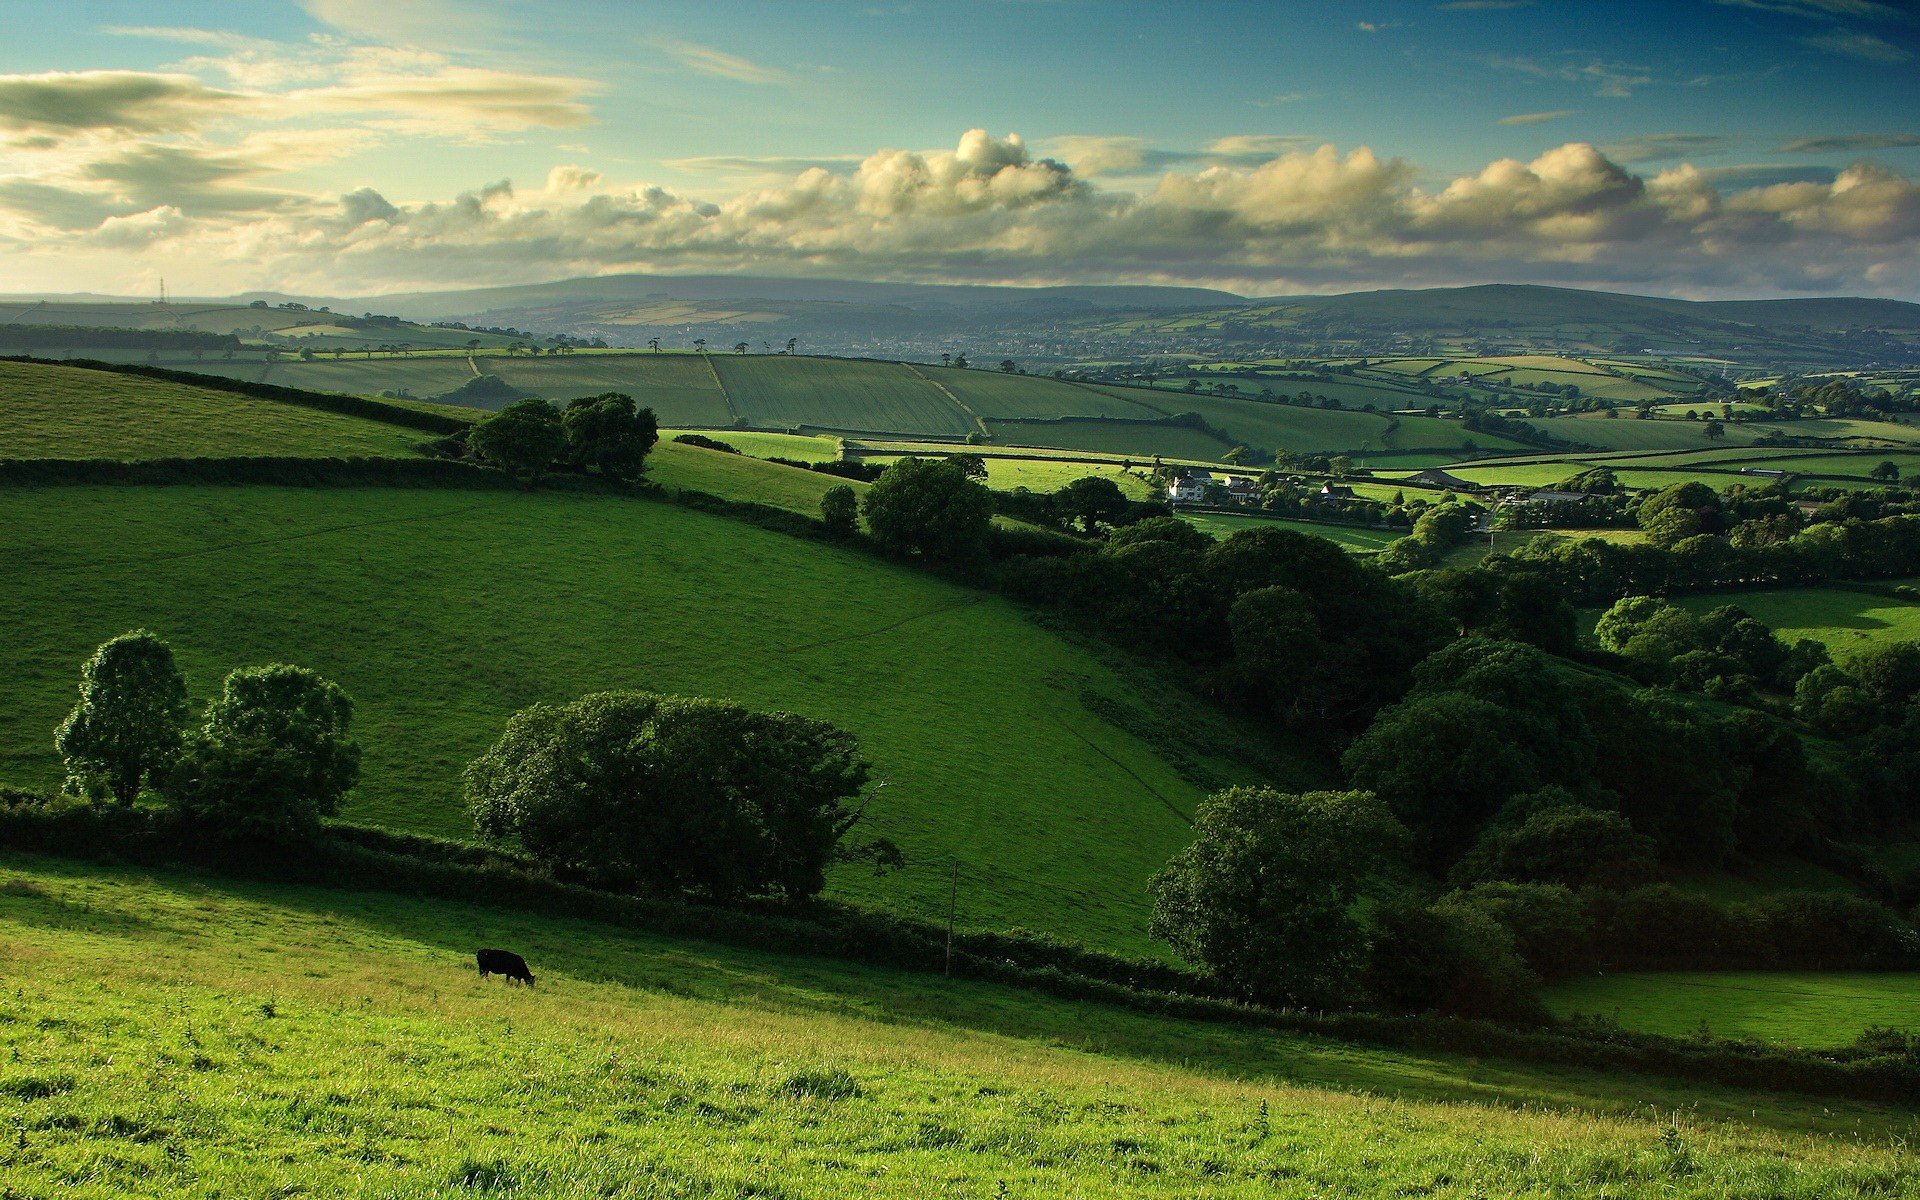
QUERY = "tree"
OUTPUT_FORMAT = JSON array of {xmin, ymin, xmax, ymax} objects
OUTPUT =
[
  {"xmin": 562, "ymin": 392, "xmax": 659, "ymax": 480},
  {"xmin": 820, "ymin": 484, "xmax": 859, "ymax": 538},
  {"xmin": 162, "ymin": 665, "xmax": 360, "ymax": 839},
  {"xmin": 1871, "ymin": 461, "xmax": 1900, "ymax": 483},
  {"xmin": 465, "ymin": 691, "xmax": 870, "ymax": 900},
  {"xmin": 469, "ymin": 397, "xmax": 565, "ymax": 476},
  {"xmin": 734, "ymin": 342, "xmax": 749, "ymax": 354},
  {"xmin": 998, "ymin": 359, "xmax": 1017, "ymax": 374},
  {"xmin": 1149, "ymin": 787, "xmax": 1406, "ymax": 1006},
  {"xmin": 860, "ymin": 457, "xmax": 994, "ymax": 562},
  {"xmin": 1450, "ymin": 794, "xmax": 1656, "ymax": 891},
  {"xmin": 1054, "ymin": 475, "xmax": 1129, "ymax": 533},
  {"xmin": 1703, "ymin": 418, "xmax": 1726, "ymax": 441},
  {"xmin": 785, "ymin": 338, "xmax": 797, "ymax": 355},
  {"xmin": 693, "ymin": 338, "xmax": 707, "ymax": 353},
  {"xmin": 55, "ymin": 630, "xmax": 189, "ymax": 805},
  {"xmin": 648, "ymin": 338, "xmax": 661, "ymax": 353}
]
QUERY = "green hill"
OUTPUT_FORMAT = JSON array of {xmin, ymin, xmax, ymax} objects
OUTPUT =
[
  {"xmin": 1, "ymin": 853, "xmax": 1898, "ymax": 1197},
  {"xmin": 0, "ymin": 360, "xmax": 429, "ymax": 460},
  {"xmin": 0, "ymin": 483, "xmax": 1300, "ymax": 954}
]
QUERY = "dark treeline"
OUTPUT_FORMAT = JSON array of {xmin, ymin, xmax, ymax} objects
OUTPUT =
[{"xmin": 0, "ymin": 325, "xmax": 240, "ymax": 352}]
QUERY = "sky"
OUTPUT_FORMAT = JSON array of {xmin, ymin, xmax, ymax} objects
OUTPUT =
[{"xmin": 0, "ymin": 0, "xmax": 1916, "ymax": 300}]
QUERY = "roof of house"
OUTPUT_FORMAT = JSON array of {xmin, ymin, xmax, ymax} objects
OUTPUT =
[{"xmin": 1526, "ymin": 490, "xmax": 1599, "ymax": 504}]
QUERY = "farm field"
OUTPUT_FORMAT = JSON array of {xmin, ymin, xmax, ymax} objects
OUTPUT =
[
  {"xmin": 985, "ymin": 418, "xmax": 1229, "ymax": 459},
  {"xmin": 672, "ymin": 429, "xmax": 844, "ymax": 462},
  {"xmin": 712, "ymin": 355, "xmax": 975, "ymax": 437},
  {"xmin": 0, "ymin": 855, "xmax": 1909, "ymax": 1198},
  {"xmin": 1180, "ymin": 512, "xmax": 1401, "ymax": 550},
  {"xmin": 930, "ymin": 367, "xmax": 1164, "ymax": 420},
  {"xmin": 1545, "ymin": 971, "xmax": 1920, "ymax": 1047},
  {"xmin": 0, "ymin": 361, "xmax": 426, "ymax": 460},
  {"xmin": 1667, "ymin": 586, "xmax": 1920, "ymax": 652},
  {"xmin": 0, "ymin": 485, "xmax": 1297, "ymax": 954},
  {"xmin": 645, "ymin": 441, "xmax": 863, "ymax": 516}
]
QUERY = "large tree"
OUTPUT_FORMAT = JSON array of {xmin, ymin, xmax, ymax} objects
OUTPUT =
[
  {"xmin": 1149, "ymin": 787, "xmax": 1405, "ymax": 1006},
  {"xmin": 562, "ymin": 392, "xmax": 659, "ymax": 480},
  {"xmin": 466, "ymin": 691, "xmax": 871, "ymax": 900},
  {"xmin": 162, "ymin": 665, "xmax": 361, "ymax": 838},
  {"xmin": 55, "ymin": 630, "xmax": 189, "ymax": 805},
  {"xmin": 469, "ymin": 397, "xmax": 565, "ymax": 477},
  {"xmin": 860, "ymin": 457, "xmax": 994, "ymax": 563},
  {"xmin": 1054, "ymin": 475, "xmax": 1130, "ymax": 534}
]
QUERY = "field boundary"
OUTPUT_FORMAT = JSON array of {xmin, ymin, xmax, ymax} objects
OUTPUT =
[
  {"xmin": 699, "ymin": 352, "xmax": 743, "ymax": 425},
  {"xmin": 904, "ymin": 363, "xmax": 991, "ymax": 439}
]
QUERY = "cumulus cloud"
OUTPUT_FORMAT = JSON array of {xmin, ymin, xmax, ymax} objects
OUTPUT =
[{"xmin": 6, "ymin": 129, "xmax": 1919, "ymax": 298}]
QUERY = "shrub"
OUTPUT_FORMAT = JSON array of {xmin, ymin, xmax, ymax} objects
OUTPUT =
[
  {"xmin": 468, "ymin": 397, "xmax": 565, "ymax": 476},
  {"xmin": 1754, "ymin": 890, "xmax": 1920, "ymax": 969},
  {"xmin": 465, "ymin": 691, "xmax": 870, "ymax": 901},
  {"xmin": 1361, "ymin": 897, "xmax": 1545, "ymax": 1022},
  {"xmin": 820, "ymin": 484, "xmax": 859, "ymax": 539},
  {"xmin": 1450, "ymin": 797, "xmax": 1657, "ymax": 891},
  {"xmin": 1435, "ymin": 882, "xmax": 1594, "ymax": 981}
]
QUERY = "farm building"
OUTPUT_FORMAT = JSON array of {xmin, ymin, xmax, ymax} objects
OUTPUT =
[
  {"xmin": 1407, "ymin": 468, "xmax": 1482, "ymax": 492},
  {"xmin": 1319, "ymin": 483, "xmax": 1357, "ymax": 500},
  {"xmin": 1166, "ymin": 469, "xmax": 1214, "ymax": 504}
]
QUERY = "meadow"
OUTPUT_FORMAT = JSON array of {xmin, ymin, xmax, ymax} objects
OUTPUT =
[
  {"xmin": 0, "ymin": 361, "xmax": 426, "ymax": 460},
  {"xmin": 647, "ymin": 440, "xmax": 866, "ymax": 516},
  {"xmin": 0, "ymin": 484, "xmax": 1300, "ymax": 954},
  {"xmin": 0, "ymin": 853, "xmax": 1913, "ymax": 1198},
  {"xmin": 1545, "ymin": 971, "xmax": 1920, "ymax": 1047},
  {"xmin": 1669, "ymin": 586, "xmax": 1920, "ymax": 652},
  {"xmin": 711, "ymin": 356, "xmax": 976, "ymax": 437},
  {"xmin": 1180, "ymin": 512, "xmax": 1401, "ymax": 551}
]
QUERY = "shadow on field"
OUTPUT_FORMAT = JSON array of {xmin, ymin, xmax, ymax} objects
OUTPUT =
[{"xmin": 3, "ymin": 850, "xmax": 1910, "ymax": 1139}]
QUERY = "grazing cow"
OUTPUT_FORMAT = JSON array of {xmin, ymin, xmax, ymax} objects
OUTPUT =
[{"xmin": 475, "ymin": 948, "xmax": 536, "ymax": 986}]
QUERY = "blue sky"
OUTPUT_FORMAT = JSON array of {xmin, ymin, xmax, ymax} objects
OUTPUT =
[{"xmin": 0, "ymin": 0, "xmax": 1915, "ymax": 297}]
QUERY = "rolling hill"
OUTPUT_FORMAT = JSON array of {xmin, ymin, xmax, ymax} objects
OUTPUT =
[{"xmin": 0, "ymin": 482, "xmax": 1304, "ymax": 955}]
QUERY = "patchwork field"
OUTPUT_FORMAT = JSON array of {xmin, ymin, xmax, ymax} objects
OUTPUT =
[
  {"xmin": 0, "ymin": 361, "xmax": 426, "ymax": 460},
  {"xmin": 1179, "ymin": 512, "xmax": 1401, "ymax": 551},
  {"xmin": 0, "ymin": 854, "xmax": 1908, "ymax": 1197},
  {"xmin": 0, "ymin": 484, "xmax": 1299, "ymax": 954},
  {"xmin": 712, "ymin": 356, "xmax": 976, "ymax": 437},
  {"xmin": 1546, "ymin": 971, "xmax": 1920, "ymax": 1047},
  {"xmin": 1669, "ymin": 586, "xmax": 1920, "ymax": 652}
]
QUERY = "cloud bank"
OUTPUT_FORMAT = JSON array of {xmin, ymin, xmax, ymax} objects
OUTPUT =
[{"xmin": 2, "ymin": 108, "xmax": 1917, "ymax": 297}]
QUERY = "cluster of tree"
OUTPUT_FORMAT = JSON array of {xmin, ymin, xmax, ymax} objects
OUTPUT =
[
  {"xmin": 1594, "ymin": 596, "xmax": 1829, "ymax": 701},
  {"xmin": 856, "ymin": 456, "xmax": 997, "ymax": 563},
  {"xmin": 466, "ymin": 393, "xmax": 659, "ymax": 481},
  {"xmin": 52, "ymin": 631, "xmax": 359, "ymax": 839},
  {"xmin": 465, "ymin": 690, "xmax": 883, "ymax": 901},
  {"xmin": 1507, "ymin": 507, "xmax": 1920, "ymax": 604},
  {"xmin": 0, "ymin": 325, "xmax": 240, "ymax": 352},
  {"xmin": 1374, "ymin": 503, "xmax": 1481, "ymax": 573},
  {"xmin": 1005, "ymin": 520, "xmax": 1447, "ymax": 727}
]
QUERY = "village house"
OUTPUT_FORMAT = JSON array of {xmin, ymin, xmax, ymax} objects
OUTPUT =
[{"xmin": 1165, "ymin": 469, "xmax": 1213, "ymax": 505}]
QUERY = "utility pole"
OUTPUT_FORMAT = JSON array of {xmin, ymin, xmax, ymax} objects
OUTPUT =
[{"xmin": 944, "ymin": 858, "xmax": 959, "ymax": 977}]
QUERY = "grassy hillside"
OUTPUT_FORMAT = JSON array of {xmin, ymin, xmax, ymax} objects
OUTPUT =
[
  {"xmin": 712, "ymin": 356, "xmax": 976, "ymax": 437},
  {"xmin": 0, "ymin": 361, "xmax": 426, "ymax": 460},
  {"xmin": 1546, "ymin": 972, "xmax": 1920, "ymax": 1047},
  {"xmin": 0, "ymin": 853, "xmax": 1909, "ymax": 1198},
  {"xmin": 0, "ymin": 484, "xmax": 1301, "ymax": 954},
  {"xmin": 1669, "ymin": 586, "xmax": 1920, "ymax": 652}
]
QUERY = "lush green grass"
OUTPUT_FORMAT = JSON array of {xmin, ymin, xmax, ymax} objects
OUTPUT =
[
  {"xmin": 0, "ymin": 361, "xmax": 426, "ymax": 460},
  {"xmin": 985, "ymin": 419, "xmax": 1230, "ymax": 460},
  {"xmin": 713, "ymin": 356, "xmax": 975, "ymax": 437},
  {"xmin": 1180, "ymin": 512, "xmax": 1400, "ymax": 551},
  {"xmin": 0, "ymin": 853, "xmax": 1911, "ymax": 1198},
  {"xmin": 1545, "ymin": 971, "xmax": 1920, "ymax": 1047},
  {"xmin": 647, "ymin": 441, "xmax": 863, "ymax": 516},
  {"xmin": 0, "ymin": 484, "xmax": 1300, "ymax": 953},
  {"xmin": 932, "ymin": 369, "xmax": 1163, "ymax": 420},
  {"xmin": 671, "ymin": 429, "xmax": 845, "ymax": 463},
  {"xmin": 1668, "ymin": 587, "xmax": 1920, "ymax": 652}
]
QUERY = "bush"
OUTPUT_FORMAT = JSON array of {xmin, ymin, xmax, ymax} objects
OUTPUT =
[
  {"xmin": 1450, "ymin": 796, "xmax": 1657, "ymax": 891},
  {"xmin": 820, "ymin": 484, "xmax": 859, "ymax": 539},
  {"xmin": 465, "ymin": 690, "xmax": 871, "ymax": 901},
  {"xmin": 1435, "ymin": 882, "xmax": 1594, "ymax": 981},
  {"xmin": 1754, "ymin": 890, "xmax": 1920, "ymax": 969},
  {"xmin": 468, "ymin": 398, "xmax": 565, "ymax": 476},
  {"xmin": 1361, "ymin": 897, "xmax": 1545, "ymax": 1022}
]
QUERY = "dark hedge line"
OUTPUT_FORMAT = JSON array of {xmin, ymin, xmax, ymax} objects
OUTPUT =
[
  {"xmin": 0, "ymin": 326, "xmax": 240, "ymax": 352},
  {"xmin": 0, "ymin": 456, "xmax": 517, "ymax": 489},
  {"xmin": 2, "ymin": 798, "xmax": 1915, "ymax": 1106},
  {"xmin": 0, "ymin": 356, "xmax": 472, "ymax": 435}
]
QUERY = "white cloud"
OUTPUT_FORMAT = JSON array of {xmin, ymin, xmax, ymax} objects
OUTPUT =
[
  {"xmin": 4, "ymin": 131, "xmax": 1918, "ymax": 298},
  {"xmin": 1498, "ymin": 110, "xmax": 1577, "ymax": 126},
  {"xmin": 1801, "ymin": 30, "xmax": 1914, "ymax": 60},
  {"xmin": 649, "ymin": 40, "xmax": 789, "ymax": 86}
]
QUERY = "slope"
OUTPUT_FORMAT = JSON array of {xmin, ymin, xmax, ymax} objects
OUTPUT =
[
  {"xmin": 3, "ymin": 854, "xmax": 1901, "ymax": 1197},
  {"xmin": 0, "ymin": 360, "xmax": 428, "ymax": 460},
  {"xmin": 0, "ymin": 484, "xmax": 1296, "ymax": 954}
]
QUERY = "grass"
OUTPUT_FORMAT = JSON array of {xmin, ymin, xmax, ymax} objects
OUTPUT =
[
  {"xmin": 670, "ymin": 429, "xmax": 844, "ymax": 463},
  {"xmin": 1545, "ymin": 971, "xmax": 1920, "ymax": 1047},
  {"xmin": 0, "ymin": 361, "xmax": 426, "ymax": 460},
  {"xmin": 1668, "ymin": 587, "xmax": 1920, "ymax": 652},
  {"xmin": 0, "ymin": 853, "xmax": 1913, "ymax": 1197},
  {"xmin": 0, "ymin": 484, "xmax": 1302, "ymax": 954},
  {"xmin": 646, "ymin": 441, "xmax": 862, "ymax": 516},
  {"xmin": 713, "ymin": 356, "xmax": 976, "ymax": 437},
  {"xmin": 1181, "ymin": 512, "xmax": 1401, "ymax": 551},
  {"xmin": 986, "ymin": 419, "xmax": 1230, "ymax": 459}
]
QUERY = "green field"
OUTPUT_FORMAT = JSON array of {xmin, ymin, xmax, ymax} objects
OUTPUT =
[
  {"xmin": 0, "ymin": 484, "xmax": 1296, "ymax": 954},
  {"xmin": 671, "ymin": 429, "xmax": 844, "ymax": 463},
  {"xmin": 985, "ymin": 418, "xmax": 1230, "ymax": 459},
  {"xmin": 1180, "ymin": 512, "xmax": 1401, "ymax": 551},
  {"xmin": 712, "ymin": 356, "xmax": 976, "ymax": 437},
  {"xmin": 932, "ymin": 369, "xmax": 1164, "ymax": 420},
  {"xmin": 0, "ymin": 854, "xmax": 1907, "ymax": 1197},
  {"xmin": 647, "ymin": 441, "xmax": 863, "ymax": 516},
  {"xmin": 1670, "ymin": 587, "xmax": 1920, "ymax": 652},
  {"xmin": 1546, "ymin": 971, "xmax": 1920, "ymax": 1047},
  {"xmin": 0, "ymin": 361, "xmax": 425, "ymax": 460}
]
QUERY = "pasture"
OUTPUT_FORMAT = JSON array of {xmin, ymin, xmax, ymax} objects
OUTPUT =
[
  {"xmin": 0, "ymin": 484, "xmax": 1293, "ymax": 953},
  {"xmin": 1545, "ymin": 971, "xmax": 1920, "ymax": 1047},
  {"xmin": 1180, "ymin": 512, "xmax": 1401, "ymax": 551},
  {"xmin": 1669, "ymin": 586, "xmax": 1920, "ymax": 652},
  {"xmin": 712, "ymin": 356, "xmax": 976, "ymax": 437},
  {"xmin": 647, "ymin": 441, "xmax": 863, "ymax": 516},
  {"xmin": 0, "ymin": 854, "xmax": 1909, "ymax": 1197},
  {"xmin": 0, "ymin": 361, "xmax": 426, "ymax": 460}
]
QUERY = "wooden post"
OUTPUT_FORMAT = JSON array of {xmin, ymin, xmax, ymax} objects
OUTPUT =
[{"xmin": 944, "ymin": 858, "xmax": 960, "ymax": 977}]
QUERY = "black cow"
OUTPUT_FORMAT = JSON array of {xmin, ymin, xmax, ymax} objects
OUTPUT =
[{"xmin": 476, "ymin": 948, "xmax": 536, "ymax": 986}]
